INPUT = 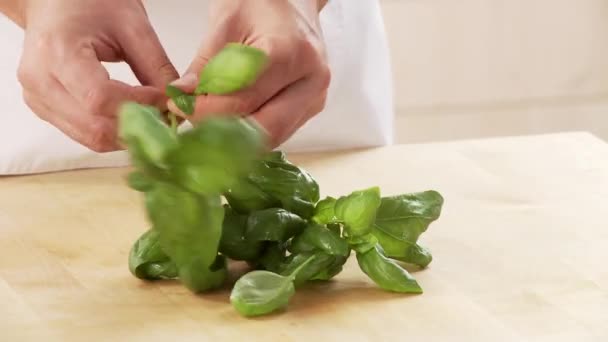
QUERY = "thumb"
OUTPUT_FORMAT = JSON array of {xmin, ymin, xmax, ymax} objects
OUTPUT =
[
  {"xmin": 121, "ymin": 23, "xmax": 179, "ymax": 89},
  {"xmin": 185, "ymin": 38, "xmax": 224, "ymax": 77},
  {"xmin": 166, "ymin": 38, "xmax": 224, "ymax": 112},
  {"xmin": 173, "ymin": 35, "xmax": 227, "ymax": 88}
]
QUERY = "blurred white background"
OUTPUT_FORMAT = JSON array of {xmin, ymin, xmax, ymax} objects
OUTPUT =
[{"xmin": 380, "ymin": 0, "xmax": 608, "ymax": 143}]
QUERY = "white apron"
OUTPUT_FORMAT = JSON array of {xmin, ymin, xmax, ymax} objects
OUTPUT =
[{"xmin": 0, "ymin": 0, "xmax": 394, "ymax": 175}]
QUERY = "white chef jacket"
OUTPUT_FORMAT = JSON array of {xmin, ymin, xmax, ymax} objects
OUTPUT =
[{"xmin": 0, "ymin": 0, "xmax": 394, "ymax": 175}]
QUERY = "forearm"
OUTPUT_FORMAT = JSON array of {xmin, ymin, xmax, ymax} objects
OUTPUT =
[{"xmin": 0, "ymin": 0, "xmax": 26, "ymax": 28}]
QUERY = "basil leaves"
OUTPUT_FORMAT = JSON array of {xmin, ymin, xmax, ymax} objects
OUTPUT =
[{"xmin": 121, "ymin": 43, "xmax": 444, "ymax": 318}]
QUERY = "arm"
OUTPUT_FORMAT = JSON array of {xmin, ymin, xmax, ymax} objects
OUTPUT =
[{"xmin": 0, "ymin": 0, "xmax": 26, "ymax": 27}]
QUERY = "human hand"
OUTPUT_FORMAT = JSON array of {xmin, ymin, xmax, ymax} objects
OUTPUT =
[
  {"xmin": 168, "ymin": 0, "xmax": 331, "ymax": 147},
  {"xmin": 17, "ymin": 0, "xmax": 178, "ymax": 152}
]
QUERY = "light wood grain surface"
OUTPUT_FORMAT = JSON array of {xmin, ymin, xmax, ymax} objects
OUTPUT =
[{"xmin": 1, "ymin": 132, "xmax": 607, "ymax": 341}]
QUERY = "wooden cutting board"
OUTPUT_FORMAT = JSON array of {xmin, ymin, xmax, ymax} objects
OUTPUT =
[{"xmin": 1, "ymin": 132, "xmax": 607, "ymax": 341}]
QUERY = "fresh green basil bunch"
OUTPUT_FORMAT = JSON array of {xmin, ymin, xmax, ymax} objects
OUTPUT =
[{"xmin": 121, "ymin": 43, "xmax": 444, "ymax": 317}]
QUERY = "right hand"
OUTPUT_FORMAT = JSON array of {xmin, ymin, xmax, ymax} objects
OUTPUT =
[{"xmin": 17, "ymin": 0, "xmax": 178, "ymax": 152}]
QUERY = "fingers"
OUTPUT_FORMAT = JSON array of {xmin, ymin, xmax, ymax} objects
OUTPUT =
[
  {"xmin": 169, "ymin": 68, "xmax": 300, "ymax": 121},
  {"xmin": 250, "ymin": 75, "xmax": 329, "ymax": 148},
  {"xmin": 119, "ymin": 21, "xmax": 179, "ymax": 88},
  {"xmin": 164, "ymin": 36, "xmax": 226, "ymax": 116},
  {"xmin": 21, "ymin": 45, "xmax": 167, "ymax": 152},
  {"xmin": 52, "ymin": 47, "xmax": 111, "ymax": 101},
  {"xmin": 166, "ymin": 36, "xmax": 229, "ymax": 116},
  {"xmin": 22, "ymin": 77, "xmax": 119, "ymax": 152},
  {"xmin": 169, "ymin": 42, "xmax": 306, "ymax": 120},
  {"xmin": 54, "ymin": 46, "xmax": 169, "ymax": 117},
  {"xmin": 183, "ymin": 34, "xmax": 227, "ymax": 77},
  {"xmin": 166, "ymin": 34, "xmax": 330, "ymax": 147},
  {"xmin": 15, "ymin": 3, "xmax": 178, "ymax": 154},
  {"xmin": 167, "ymin": 73, "xmax": 198, "ymax": 95}
]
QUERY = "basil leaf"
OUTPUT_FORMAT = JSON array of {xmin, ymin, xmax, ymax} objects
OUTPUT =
[
  {"xmin": 219, "ymin": 206, "xmax": 264, "ymax": 261},
  {"xmin": 289, "ymin": 224, "xmax": 349, "ymax": 257},
  {"xmin": 118, "ymin": 102, "xmax": 178, "ymax": 171},
  {"xmin": 347, "ymin": 233, "xmax": 379, "ymax": 254},
  {"xmin": 327, "ymin": 222, "xmax": 342, "ymax": 235},
  {"xmin": 167, "ymin": 116, "xmax": 265, "ymax": 195},
  {"xmin": 230, "ymin": 254, "xmax": 316, "ymax": 317},
  {"xmin": 356, "ymin": 244, "xmax": 422, "ymax": 294},
  {"xmin": 285, "ymin": 224, "xmax": 351, "ymax": 283},
  {"xmin": 280, "ymin": 252, "xmax": 335, "ymax": 286},
  {"xmin": 401, "ymin": 243, "xmax": 433, "ymax": 268},
  {"xmin": 230, "ymin": 270, "xmax": 295, "ymax": 317},
  {"xmin": 256, "ymin": 243, "xmax": 288, "ymax": 273},
  {"xmin": 372, "ymin": 191, "xmax": 443, "ymax": 267},
  {"xmin": 129, "ymin": 228, "xmax": 177, "ymax": 280},
  {"xmin": 309, "ymin": 255, "xmax": 349, "ymax": 281},
  {"xmin": 373, "ymin": 228, "xmax": 433, "ymax": 268},
  {"xmin": 335, "ymin": 187, "xmax": 382, "ymax": 237},
  {"xmin": 245, "ymin": 208, "xmax": 307, "ymax": 242},
  {"xmin": 226, "ymin": 153, "xmax": 320, "ymax": 218},
  {"xmin": 225, "ymin": 179, "xmax": 277, "ymax": 213},
  {"xmin": 145, "ymin": 182, "xmax": 226, "ymax": 292},
  {"xmin": 126, "ymin": 171, "xmax": 154, "ymax": 192},
  {"xmin": 312, "ymin": 196, "xmax": 338, "ymax": 224},
  {"xmin": 166, "ymin": 85, "xmax": 195, "ymax": 115},
  {"xmin": 245, "ymin": 157, "xmax": 320, "ymax": 218},
  {"xmin": 195, "ymin": 43, "xmax": 268, "ymax": 96},
  {"xmin": 264, "ymin": 150, "xmax": 287, "ymax": 162}
]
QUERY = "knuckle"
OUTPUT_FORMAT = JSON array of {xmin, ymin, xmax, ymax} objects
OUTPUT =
[
  {"xmin": 274, "ymin": 118, "xmax": 294, "ymax": 145},
  {"xmin": 306, "ymin": 95, "xmax": 327, "ymax": 121},
  {"xmin": 268, "ymin": 126, "xmax": 287, "ymax": 148},
  {"xmin": 16, "ymin": 63, "xmax": 35, "ymax": 88},
  {"xmin": 235, "ymin": 90, "xmax": 261, "ymax": 113},
  {"xmin": 122, "ymin": 19, "xmax": 150, "ymax": 41},
  {"xmin": 21, "ymin": 91, "xmax": 35, "ymax": 109},
  {"xmin": 297, "ymin": 36, "xmax": 324, "ymax": 63},
  {"xmin": 318, "ymin": 89, "xmax": 329, "ymax": 110},
  {"xmin": 191, "ymin": 54, "xmax": 210, "ymax": 72},
  {"xmin": 21, "ymin": 91, "xmax": 46, "ymax": 120},
  {"xmin": 33, "ymin": 31, "xmax": 56, "ymax": 52},
  {"xmin": 294, "ymin": 36, "xmax": 327, "ymax": 74},
  {"xmin": 231, "ymin": 98, "xmax": 250, "ymax": 114},
  {"xmin": 257, "ymin": 36, "xmax": 301, "ymax": 72},
  {"xmin": 84, "ymin": 85, "xmax": 108, "ymax": 115},
  {"xmin": 85, "ymin": 120, "xmax": 116, "ymax": 153},
  {"xmin": 317, "ymin": 64, "xmax": 332, "ymax": 90},
  {"xmin": 33, "ymin": 30, "xmax": 73, "ymax": 59},
  {"xmin": 297, "ymin": 37, "xmax": 317, "ymax": 57},
  {"xmin": 257, "ymin": 36, "xmax": 287, "ymax": 62},
  {"xmin": 157, "ymin": 60, "xmax": 177, "ymax": 78}
]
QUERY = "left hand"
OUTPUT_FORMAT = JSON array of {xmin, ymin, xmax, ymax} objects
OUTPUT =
[{"xmin": 168, "ymin": 0, "xmax": 331, "ymax": 147}]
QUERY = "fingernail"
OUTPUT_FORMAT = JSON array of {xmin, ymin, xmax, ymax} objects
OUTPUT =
[{"xmin": 170, "ymin": 73, "xmax": 197, "ymax": 88}]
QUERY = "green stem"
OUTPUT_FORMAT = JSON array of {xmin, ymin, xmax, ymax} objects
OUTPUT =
[
  {"xmin": 287, "ymin": 254, "xmax": 317, "ymax": 281},
  {"xmin": 168, "ymin": 112, "xmax": 178, "ymax": 135}
]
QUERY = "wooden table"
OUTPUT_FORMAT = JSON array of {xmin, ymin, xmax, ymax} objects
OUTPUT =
[{"xmin": 1, "ymin": 133, "xmax": 607, "ymax": 341}]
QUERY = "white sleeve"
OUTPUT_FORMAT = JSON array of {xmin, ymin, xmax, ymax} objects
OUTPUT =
[{"xmin": 281, "ymin": 0, "xmax": 395, "ymax": 152}]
